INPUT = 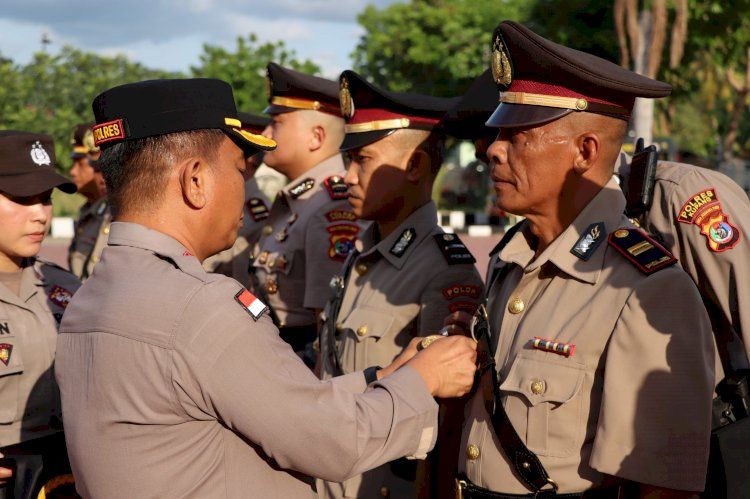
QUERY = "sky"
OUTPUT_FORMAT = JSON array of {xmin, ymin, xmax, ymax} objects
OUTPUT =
[{"xmin": 0, "ymin": 0, "xmax": 401, "ymax": 78}]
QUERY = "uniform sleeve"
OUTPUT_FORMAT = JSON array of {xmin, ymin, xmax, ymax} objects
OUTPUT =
[
  {"xmin": 418, "ymin": 265, "xmax": 485, "ymax": 336},
  {"xmin": 303, "ymin": 203, "xmax": 362, "ymax": 310},
  {"xmin": 660, "ymin": 169, "xmax": 750, "ymax": 363},
  {"xmin": 172, "ymin": 282, "xmax": 438, "ymax": 483},
  {"xmin": 590, "ymin": 269, "xmax": 714, "ymax": 491}
]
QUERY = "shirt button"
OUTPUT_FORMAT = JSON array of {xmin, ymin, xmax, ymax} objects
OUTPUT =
[
  {"xmin": 379, "ymin": 486, "xmax": 389, "ymax": 497},
  {"xmin": 530, "ymin": 380, "xmax": 545, "ymax": 395},
  {"xmin": 357, "ymin": 326, "xmax": 368, "ymax": 337},
  {"xmin": 91, "ymin": 255, "xmax": 99, "ymax": 263},
  {"xmin": 508, "ymin": 297, "xmax": 525, "ymax": 314},
  {"xmin": 262, "ymin": 225, "xmax": 273, "ymax": 236},
  {"xmin": 265, "ymin": 279, "xmax": 278, "ymax": 295},
  {"xmin": 102, "ymin": 225, "xmax": 110, "ymax": 235},
  {"xmin": 466, "ymin": 444, "xmax": 480, "ymax": 460},
  {"xmin": 355, "ymin": 263, "xmax": 368, "ymax": 275}
]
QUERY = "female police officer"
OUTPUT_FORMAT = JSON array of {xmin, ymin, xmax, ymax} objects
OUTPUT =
[{"xmin": 0, "ymin": 130, "xmax": 81, "ymax": 498}]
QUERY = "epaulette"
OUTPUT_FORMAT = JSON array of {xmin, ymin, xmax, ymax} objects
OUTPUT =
[
  {"xmin": 433, "ymin": 233, "xmax": 476, "ymax": 265},
  {"xmin": 324, "ymin": 175, "xmax": 348, "ymax": 200},
  {"xmin": 607, "ymin": 228, "xmax": 677, "ymax": 275},
  {"xmin": 289, "ymin": 178, "xmax": 315, "ymax": 199},
  {"xmin": 246, "ymin": 197, "xmax": 269, "ymax": 221}
]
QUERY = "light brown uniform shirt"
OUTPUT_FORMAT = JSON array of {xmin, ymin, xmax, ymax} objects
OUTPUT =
[
  {"xmin": 68, "ymin": 196, "xmax": 112, "ymax": 280},
  {"xmin": 0, "ymin": 259, "xmax": 80, "ymax": 447},
  {"xmin": 459, "ymin": 179, "xmax": 715, "ymax": 493},
  {"xmin": 203, "ymin": 178, "xmax": 270, "ymax": 288},
  {"xmin": 319, "ymin": 201, "xmax": 483, "ymax": 498},
  {"xmin": 620, "ymin": 157, "xmax": 750, "ymax": 368},
  {"xmin": 55, "ymin": 222, "xmax": 438, "ymax": 498},
  {"xmin": 251, "ymin": 154, "xmax": 364, "ymax": 327}
]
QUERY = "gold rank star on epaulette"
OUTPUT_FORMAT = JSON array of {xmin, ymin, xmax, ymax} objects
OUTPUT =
[{"xmin": 607, "ymin": 228, "xmax": 677, "ymax": 275}]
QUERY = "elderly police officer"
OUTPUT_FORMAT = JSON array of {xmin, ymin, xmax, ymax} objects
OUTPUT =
[
  {"xmin": 251, "ymin": 63, "xmax": 366, "ymax": 366},
  {"xmin": 446, "ymin": 21, "xmax": 715, "ymax": 497},
  {"xmin": 0, "ymin": 131, "xmax": 80, "ymax": 498},
  {"xmin": 203, "ymin": 112, "xmax": 272, "ymax": 288},
  {"xmin": 67, "ymin": 124, "xmax": 111, "ymax": 280},
  {"xmin": 54, "ymin": 78, "xmax": 479, "ymax": 498},
  {"xmin": 317, "ymin": 71, "xmax": 484, "ymax": 498}
]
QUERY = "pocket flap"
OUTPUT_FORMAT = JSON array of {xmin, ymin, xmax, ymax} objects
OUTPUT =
[
  {"xmin": 339, "ymin": 306, "xmax": 394, "ymax": 342},
  {"xmin": 500, "ymin": 355, "xmax": 584, "ymax": 406}
]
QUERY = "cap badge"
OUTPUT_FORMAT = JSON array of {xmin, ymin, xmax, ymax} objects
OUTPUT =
[
  {"xmin": 82, "ymin": 128, "xmax": 99, "ymax": 154},
  {"xmin": 30, "ymin": 141, "xmax": 51, "ymax": 166},
  {"xmin": 340, "ymin": 77, "xmax": 355, "ymax": 119},
  {"xmin": 491, "ymin": 34, "xmax": 513, "ymax": 88}
]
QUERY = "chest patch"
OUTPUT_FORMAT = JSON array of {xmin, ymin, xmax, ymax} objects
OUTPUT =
[
  {"xmin": 677, "ymin": 187, "xmax": 741, "ymax": 252},
  {"xmin": 433, "ymin": 233, "xmax": 476, "ymax": 265},
  {"xmin": 328, "ymin": 224, "xmax": 360, "ymax": 261},
  {"xmin": 390, "ymin": 228, "xmax": 416, "ymax": 257},
  {"xmin": 0, "ymin": 343, "xmax": 12, "ymax": 366},
  {"xmin": 570, "ymin": 222, "xmax": 605, "ymax": 261},
  {"xmin": 49, "ymin": 285, "xmax": 73, "ymax": 309},
  {"xmin": 324, "ymin": 175, "xmax": 348, "ymax": 200},
  {"xmin": 246, "ymin": 198, "xmax": 269, "ymax": 221},
  {"xmin": 325, "ymin": 210, "xmax": 357, "ymax": 223},
  {"xmin": 234, "ymin": 289, "xmax": 268, "ymax": 321},
  {"xmin": 607, "ymin": 228, "xmax": 677, "ymax": 275},
  {"xmin": 289, "ymin": 178, "xmax": 315, "ymax": 199}
]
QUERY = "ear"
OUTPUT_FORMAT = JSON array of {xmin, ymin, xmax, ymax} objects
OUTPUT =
[
  {"xmin": 405, "ymin": 149, "xmax": 430, "ymax": 183},
  {"xmin": 309, "ymin": 125, "xmax": 326, "ymax": 152},
  {"xmin": 179, "ymin": 156, "xmax": 211, "ymax": 209},
  {"xmin": 572, "ymin": 132, "xmax": 600, "ymax": 175}
]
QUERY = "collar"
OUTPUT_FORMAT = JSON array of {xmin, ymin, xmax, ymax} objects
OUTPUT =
[
  {"xmin": 357, "ymin": 201, "xmax": 438, "ymax": 270},
  {"xmin": 499, "ymin": 178, "xmax": 626, "ymax": 285},
  {"xmin": 0, "ymin": 259, "xmax": 45, "ymax": 309},
  {"xmin": 281, "ymin": 154, "xmax": 346, "ymax": 202},
  {"xmin": 107, "ymin": 222, "xmax": 207, "ymax": 277}
]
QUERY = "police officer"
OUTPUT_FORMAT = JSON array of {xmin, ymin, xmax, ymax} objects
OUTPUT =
[
  {"xmin": 203, "ymin": 112, "xmax": 272, "ymax": 287},
  {"xmin": 317, "ymin": 71, "xmax": 484, "ymax": 498},
  {"xmin": 253, "ymin": 63, "xmax": 366, "ymax": 364},
  {"xmin": 446, "ymin": 21, "xmax": 715, "ymax": 497},
  {"xmin": 54, "ymin": 78, "xmax": 479, "ymax": 498},
  {"xmin": 67, "ymin": 124, "xmax": 111, "ymax": 280},
  {"xmin": 0, "ymin": 131, "xmax": 80, "ymax": 498}
]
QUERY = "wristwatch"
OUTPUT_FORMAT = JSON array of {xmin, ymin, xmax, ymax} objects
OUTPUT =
[{"xmin": 363, "ymin": 366, "xmax": 382, "ymax": 385}]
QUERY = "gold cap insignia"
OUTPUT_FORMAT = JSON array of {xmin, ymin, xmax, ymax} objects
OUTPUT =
[
  {"xmin": 491, "ymin": 34, "xmax": 513, "ymax": 88},
  {"xmin": 339, "ymin": 77, "xmax": 355, "ymax": 119}
]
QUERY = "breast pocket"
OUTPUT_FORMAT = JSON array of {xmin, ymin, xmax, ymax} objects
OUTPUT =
[
  {"xmin": 0, "ymin": 331, "xmax": 25, "ymax": 424},
  {"xmin": 500, "ymin": 354, "xmax": 586, "ymax": 457},
  {"xmin": 339, "ymin": 307, "xmax": 406, "ymax": 369}
]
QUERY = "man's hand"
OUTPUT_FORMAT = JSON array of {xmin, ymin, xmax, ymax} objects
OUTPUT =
[
  {"xmin": 0, "ymin": 452, "xmax": 12, "ymax": 485},
  {"xmin": 442, "ymin": 311, "xmax": 474, "ymax": 336},
  {"xmin": 406, "ymin": 335, "xmax": 478, "ymax": 398},
  {"xmin": 378, "ymin": 337, "xmax": 422, "ymax": 379}
]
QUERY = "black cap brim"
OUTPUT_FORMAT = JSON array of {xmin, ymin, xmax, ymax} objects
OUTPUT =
[
  {"xmin": 263, "ymin": 104, "xmax": 298, "ymax": 115},
  {"xmin": 486, "ymin": 103, "xmax": 573, "ymax": 128},
  {"xmin": 340, "ymin": 129, "xmax": 398, "ymax": 151},
  {"xmin": 0, "ymin": 170, "xmax": 76, "ymax": 196}
]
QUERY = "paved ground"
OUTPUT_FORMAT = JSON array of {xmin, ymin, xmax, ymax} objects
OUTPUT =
[{"xmin": 40, "ymin": 235, "xmax": 502, "ymax": 281}]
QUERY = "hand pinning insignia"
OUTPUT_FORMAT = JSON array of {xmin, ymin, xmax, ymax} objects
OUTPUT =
[{"xmin": 570, "ymin": 222, "xmax": 606, "ymax": 261}]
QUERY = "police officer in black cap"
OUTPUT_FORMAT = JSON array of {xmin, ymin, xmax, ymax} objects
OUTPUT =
[
  {"xmin": 67, "ymin": 124, "xmax": 111, "ymax": 281},
  {"xmin": 0, "ymin": 131, "xmax": 81, "ymax": 498}
]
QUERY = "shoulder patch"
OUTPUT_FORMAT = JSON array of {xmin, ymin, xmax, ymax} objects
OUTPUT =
[
  {"xmin": 570, "ymin": 222, "xmax": 606, "ymax": 261},
  {"xmin": 324, "ymin": 175, "xmax": 348, "ymax": 200},
  {"xmin": 325, "ymin": 210, "xmax": 357, "ymax": 223},
  {"xmin": 246, "ymin": 197, "xmax": 269, "ymax": 222},
  {"xmin": 607, "ymin": 228, "xmax": 677, "ymax": 275},
  {"xmin": 49, "ymin": 285, "xmax": 73, "ymax": 309},
  {"xmin": 677, "ymin": 187, "xmax": 741, "ymax": 252},
  {"xmin": 433, "ymin": 233, "xmax": 476, "ymax": 265},
  {"xmin": 390, "ymin": 228, "xmax": 416, "ymax": 257},
  {"xmin": 327, "ymin": 223, "xmax": 360, "ymax": 261},
  {"xmin": 289, "ymin": 178, "xmax": 315, "ymax": 199},
  {"xmin": 442, "ymin": 284, "xmax": 482, "ymax": 300},
  {"xmin": 234, "ymin": 288, "xmax": 268, "ymax": 321}
]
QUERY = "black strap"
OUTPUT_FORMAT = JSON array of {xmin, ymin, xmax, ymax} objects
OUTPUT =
[{"xmin": 324, "ymin": 249, "xmax": 360, "ymax": 376}]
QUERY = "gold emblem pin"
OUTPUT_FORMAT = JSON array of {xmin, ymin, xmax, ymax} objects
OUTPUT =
[
  {"xmin": 491, "ymin": 34, "xmax": 513, "ymax": 87},
  {"xmin": 262, "ymin": 225, "xmax": 273, "ymax": 236},
  {"xmin": 508, "ymin": 297, "xmax": 525, "ymax": 314},
  {"xmin": 257, "ymin": 251, "xmax": 269, "ymax": 265},
  {"xmin": 418, "ymin": 334, "xmax": 445, "ymax": 351},
  {"xmin": 265, "ymin": 279, "xmax": 278, "ymax": 295}
]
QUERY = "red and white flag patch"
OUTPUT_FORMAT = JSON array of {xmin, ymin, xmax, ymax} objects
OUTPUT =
[{"xmin": 234, "ymin": 289, "xmax": 268, "ymax": 321}]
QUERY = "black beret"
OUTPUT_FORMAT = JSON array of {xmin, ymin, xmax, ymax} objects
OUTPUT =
[
  {"xmin": 444, "ymin": 69, "xmax": 497, "ymax": 140},
  {"xmin": 0, "ymin": 131, "xmax": 76, "ymax": 196},
  {"xmin": 237, "ymin": 112, "xmax": 270, "ymax": 134},
  {"xmin": 70, "ymin": 123, "xmax": 99, "ymax": 159},
  {"xmin": 339, "ymin": 70, "xmax": 459, "ymax": 151},
  {"xmin": 91, "ymin": 78, "xmax": 275, "ymax": 155},
  {"xmin": 264, "ymin": 63, "xmax": 341, "ymax": 116},
  {"xmin": 487, "ymin": 21, "xmax": 672, "ymax": 127}
]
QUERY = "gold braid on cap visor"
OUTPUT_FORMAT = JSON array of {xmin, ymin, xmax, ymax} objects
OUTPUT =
[
  {"xmin": 500, "ymin": 92, "xmax": 630, "ymax": 117},
  {"xmin": 345, "ymin": 117, "xmax": 438, "ymax": 134},
  {"xmin": 224, "ymin": 118, "xmax": 276, "ymax": 149},
  {"xmin": 270, "ymin": 96, "xmax": 342, "ymax": 116}
]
